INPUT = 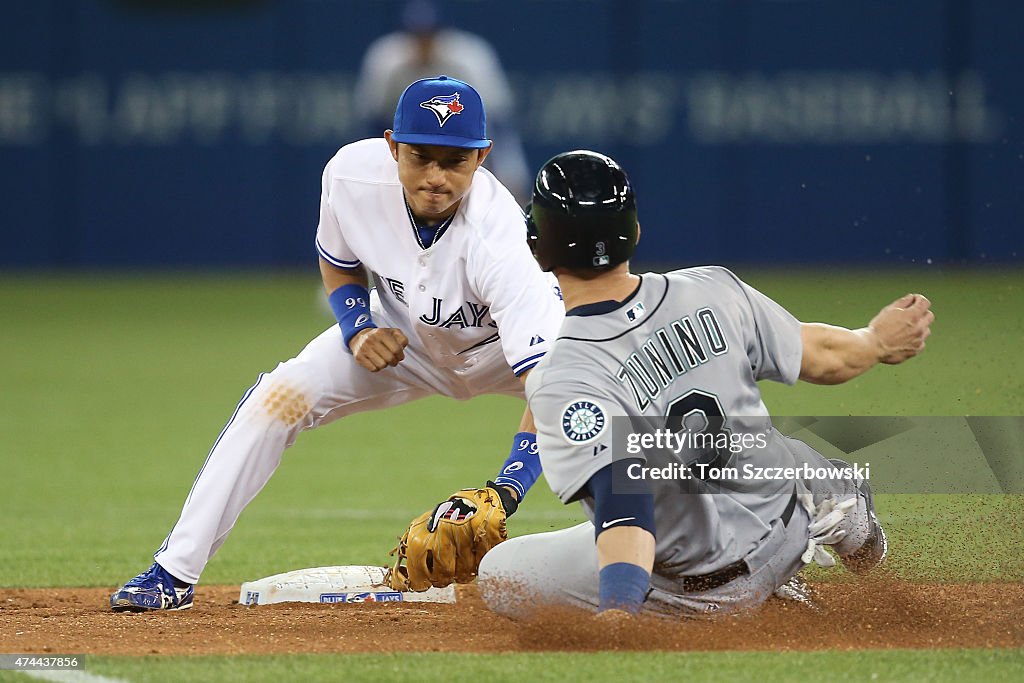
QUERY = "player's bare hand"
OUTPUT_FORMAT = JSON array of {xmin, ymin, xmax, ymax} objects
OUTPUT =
[
  {"xmin": 350, "ymin": 327, "xmax": 409, "ymax": 372},
  {"xmin": 868, "ymin": 293, "xmax": 934, "ymax": 364}
]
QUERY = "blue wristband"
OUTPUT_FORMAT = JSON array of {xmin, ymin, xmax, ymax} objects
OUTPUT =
[
  {"xmin": 598, "ymin": 562, "xmax": 651, "ymax": 614},
  {"xmin": 493, "ymin": 432, "xmax": 542, "ymax": 501},
  {"xmin": 328, "ymin": 284, "xmax": 378, "ymax": 352}
]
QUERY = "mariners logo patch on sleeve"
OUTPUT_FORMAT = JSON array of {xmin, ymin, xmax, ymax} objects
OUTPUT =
[{"xmin": 561, "ymin": 400, "xmax": 607, "ymax": 444}]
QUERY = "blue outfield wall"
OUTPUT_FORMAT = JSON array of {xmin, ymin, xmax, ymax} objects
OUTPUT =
[{"xmin": 0, "ymin": 0, "xmax": 1021, "ymax": 268}]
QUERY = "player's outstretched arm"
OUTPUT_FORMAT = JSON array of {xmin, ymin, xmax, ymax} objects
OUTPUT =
[
  {"xmin": 319, "ymin": 258, "xmax": 408, "ymax": 372},
  {"xmin": 799, "ymin": 293, "xmax": 934, "ymax": 385}
]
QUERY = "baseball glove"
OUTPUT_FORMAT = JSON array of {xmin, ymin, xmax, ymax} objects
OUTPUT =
[{"xmin": 386, "ymin": 483, "xmax": 516, "ymax": 591}]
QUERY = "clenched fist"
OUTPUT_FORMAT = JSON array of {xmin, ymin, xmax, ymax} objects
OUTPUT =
[
  {"xmin": 350, "ymin": 327, "xmax": 409, "ymax": 372},
  {"xmin": 868, "ymin": 293, "xmax": 935, "ymax": 364}
]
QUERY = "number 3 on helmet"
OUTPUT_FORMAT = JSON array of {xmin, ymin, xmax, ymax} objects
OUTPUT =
[{"xmin": 526, "ymin": 150, "xmax": 639, "ymax": 272}]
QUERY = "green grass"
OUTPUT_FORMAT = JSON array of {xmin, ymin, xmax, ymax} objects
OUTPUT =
[
  {"xmin": 0, "ymin": 268, "xmax": 1021, "ymax": 680},
  {"xmin": 0, "ymin": 650, "xmax": 1021, "ymax": 683}
]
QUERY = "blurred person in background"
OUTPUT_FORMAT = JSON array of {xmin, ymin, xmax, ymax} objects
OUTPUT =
[{"xmin": 355, "ymin": 0, "xmax": 531, "ymax": 204}]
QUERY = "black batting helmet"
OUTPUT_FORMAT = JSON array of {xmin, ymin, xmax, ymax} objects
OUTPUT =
[{"xmin": 526, "ymin": 150, "xmax": 638, "ymax": 272}]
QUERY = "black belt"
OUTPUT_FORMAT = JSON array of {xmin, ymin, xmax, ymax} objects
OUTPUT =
[
  {"xmin": 676, "ymin": 492, "xmax": 799, "ymax": 593},
  {"xmin": 678, "ymin": 558, "xmax": 748, "ymax": 592}
]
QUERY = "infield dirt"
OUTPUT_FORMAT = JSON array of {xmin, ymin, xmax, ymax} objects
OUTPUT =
[{"xmin": 2, "ymin": 578, "xmax": 1021, "ymax": 655}]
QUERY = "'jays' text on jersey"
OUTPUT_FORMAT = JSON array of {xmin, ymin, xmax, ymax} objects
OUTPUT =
[
  {"xmin": 315, "ymin": 139, "xmax": 563, "ymax": 382},
  {"xmin": 526, "ymin": 267, "xmax": 807, "ymax": 577}
]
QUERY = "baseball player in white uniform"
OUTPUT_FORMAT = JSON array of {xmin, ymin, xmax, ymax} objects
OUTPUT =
[
  {"xmin": 110, "ymin": 76, "xmax": 564, "ymax": 611},
  {"xmin": 479, "ymin": 151, "xmax": 934, "ymax": 618}
]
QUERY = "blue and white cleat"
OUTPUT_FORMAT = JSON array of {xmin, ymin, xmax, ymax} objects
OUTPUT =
[{"xmin": 110, "ymin": 563, "xmax": 194, "ymax": 612}]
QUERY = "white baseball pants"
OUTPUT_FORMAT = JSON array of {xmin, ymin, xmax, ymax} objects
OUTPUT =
[{"xmin": 154, "ymin": 312, "xmax": 522, "ymax": 584}]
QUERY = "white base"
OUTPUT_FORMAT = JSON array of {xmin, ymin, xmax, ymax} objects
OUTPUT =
[{"xmin": 238, "ymin": 565, "xmax": 456, "ymax": 605}]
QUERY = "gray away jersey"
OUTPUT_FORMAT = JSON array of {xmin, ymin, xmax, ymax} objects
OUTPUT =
[{"xmin": 526, "ymin": 266, "xmax": 808, "ymax": 577}]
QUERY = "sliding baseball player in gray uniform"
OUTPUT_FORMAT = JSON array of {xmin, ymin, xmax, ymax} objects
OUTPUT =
[{"xmin": 479, "ymin": 151, "xmax": 934, "ymax": 617}]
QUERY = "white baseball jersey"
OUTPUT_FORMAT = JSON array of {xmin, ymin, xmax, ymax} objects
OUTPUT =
[
  {"xmin": 315, "ymin": 138, "xmax": 562, "ymax": 379},
  {"xmin": 152, "ymin": 138, "xmax": 563, "ymax": 584}
]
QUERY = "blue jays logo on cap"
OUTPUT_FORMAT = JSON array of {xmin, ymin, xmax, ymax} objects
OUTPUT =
[
  {"xmin": 391, "ymin": 75, "xmax": 491, "ymax": 149},
  {"xmin": 561, "ymin": 400, "xmax": 607, "ymax": 444},
  {"xmin": 420, "ymin": 93, "xmax": 464, "ymax": 127}
]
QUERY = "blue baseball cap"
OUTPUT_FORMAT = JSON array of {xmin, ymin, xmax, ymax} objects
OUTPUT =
[{"xmin": 391, "ymin": 75, "xmax": 491, "ymax": 149}]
